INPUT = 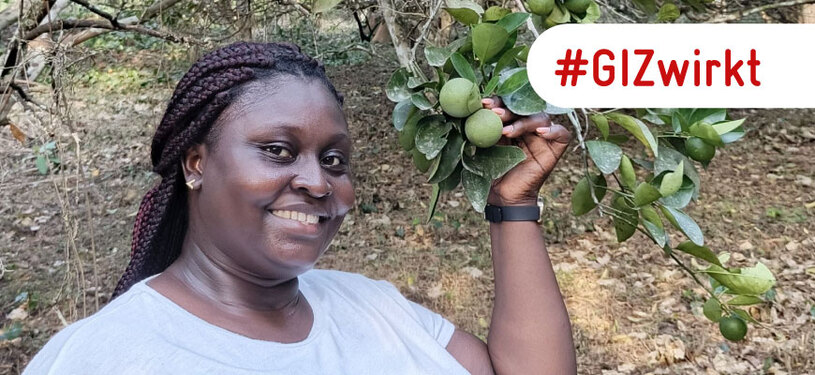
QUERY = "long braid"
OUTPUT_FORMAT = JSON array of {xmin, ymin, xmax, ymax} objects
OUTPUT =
[{"xmin": 113, "ymin": 41, "xmax": 343, "ymax": 298}]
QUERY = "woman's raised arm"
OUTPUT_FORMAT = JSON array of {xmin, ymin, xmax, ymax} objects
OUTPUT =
[{"xmin": 446, "ymin": 97, "xmax": 576, "ymax": 374}]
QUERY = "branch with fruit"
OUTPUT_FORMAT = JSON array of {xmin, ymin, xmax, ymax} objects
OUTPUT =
[{"xmin": 385, "ymin": 0, "xmax": 776, "ymax": 343}]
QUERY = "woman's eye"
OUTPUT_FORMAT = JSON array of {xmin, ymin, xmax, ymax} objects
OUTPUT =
[
  {"xmin": 265, "ymin": 146, "xmax": 292, "ymax": 158},
  {"xmin": 322, "ymin": 155, "xmax": 343, "ymax": 167}
]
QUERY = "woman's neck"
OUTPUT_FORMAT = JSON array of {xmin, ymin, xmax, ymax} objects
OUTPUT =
[{"xmin": 159, "ymin": 240, "xmax": 303, "ymax": 316}]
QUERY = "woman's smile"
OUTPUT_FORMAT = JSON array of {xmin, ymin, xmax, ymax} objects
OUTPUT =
[{"xmin": 267, "ymin": 209, "xmax": 328, "ymax": 238}]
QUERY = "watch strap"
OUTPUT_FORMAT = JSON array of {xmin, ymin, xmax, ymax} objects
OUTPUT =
[{"xmin": 484, "ymin": 204, "xmax": 541, "ymax": 223}]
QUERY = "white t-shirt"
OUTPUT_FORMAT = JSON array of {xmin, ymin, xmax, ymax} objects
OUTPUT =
[{"xmin": 24, "ymin": 269, "xmax": 471, "ymax": 374}]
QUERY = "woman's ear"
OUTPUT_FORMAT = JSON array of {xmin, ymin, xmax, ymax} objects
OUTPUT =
[{"xmin": 181, "ymin": 144, "xmax": 206, "ymax": 190}]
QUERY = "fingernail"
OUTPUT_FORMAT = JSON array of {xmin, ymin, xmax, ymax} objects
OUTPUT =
[
  {"xmin": 482, "ymin": 98, "xmax": 493, "ymax": 106},
  {"xmin": 502, "ymin": 125, "xmax": 514, "ymax": 135},
  {"xmin": 536, "ymin": 127, "xmax": 550, "ymax": 134},
  {"xmin": 493, "ymin": 108, "xmax": 505, "ymax": 116}
]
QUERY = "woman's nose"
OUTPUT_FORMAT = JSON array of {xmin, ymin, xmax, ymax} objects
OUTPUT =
[{"xmin": 291, "ymin": 157, "xmax": 332, "ymax": 199}]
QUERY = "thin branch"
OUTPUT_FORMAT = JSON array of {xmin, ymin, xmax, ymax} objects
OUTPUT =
[
  {"xmin": 409, "ymin": 0, "xmax": 443, "ymax": 58},
  {"xmin": 513, "ymin": 0, "xmax": 539, "ymax": 38},
  {"xmin": 23, "ymin": 18, "xmax": 198, "ymax": 44},
  {"xmin": 69, "ymin": 0, "xmax": 118, "ymax": 26},
  {"xmin": 709, "ymin": 0, "xmax": 815, "ymax": 22}
]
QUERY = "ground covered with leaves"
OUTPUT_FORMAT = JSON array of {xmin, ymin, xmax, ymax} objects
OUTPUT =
[{"xmin": 1, "ymin": 49, "xmax": 813, "ymax": 374}]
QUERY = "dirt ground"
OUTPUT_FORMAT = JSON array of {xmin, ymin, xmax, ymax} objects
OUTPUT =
[{"xmin": 0, "ymin": 50, "xmax": 813, "ymax": 374}]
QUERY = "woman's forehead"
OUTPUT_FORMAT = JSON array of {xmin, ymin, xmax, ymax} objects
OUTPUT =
[{"xmin": 225, "ymin": 80, "xmax": 348, "ymax": 142}]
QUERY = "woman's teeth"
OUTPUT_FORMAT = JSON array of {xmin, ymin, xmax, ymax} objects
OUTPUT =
[{"xmin": 271, "ymin": 210, "xmax": 320, "ymax": 224}]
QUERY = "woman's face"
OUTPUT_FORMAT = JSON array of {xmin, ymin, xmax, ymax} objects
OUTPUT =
[{"xmin": 186, "ymin": 76, "xmax": 354, "ymax": 281}]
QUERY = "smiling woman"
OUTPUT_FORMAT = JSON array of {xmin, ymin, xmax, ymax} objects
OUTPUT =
[{"xmin": 23, "ymin": 42, "xmax": 576, "ymax": 375}]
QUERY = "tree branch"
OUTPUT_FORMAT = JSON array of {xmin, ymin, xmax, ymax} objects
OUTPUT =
[
  {"xmin": 409, "ymin": 0, "xmax": 443, "ymax": 58},
  {"xmin": 709, "ymin": 0, "xmax": 815, "ymax": 22},
  {"xmin": 69, "ymin": 0, "xmax": 118, "ymax": 27},
  {"xmin": 23, "ymin": 18, "xmax": 198, "ymax": 44}
]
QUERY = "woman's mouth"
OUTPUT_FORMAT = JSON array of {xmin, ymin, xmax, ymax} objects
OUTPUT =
[{"xmin": 271, "ymin": 210, "xmax": 322, "ymax": 224}]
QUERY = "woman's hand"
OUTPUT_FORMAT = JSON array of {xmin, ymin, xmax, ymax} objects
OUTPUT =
[{"xmin": 481, "ymin": 97, "xmax": 572, "ymax": 207}]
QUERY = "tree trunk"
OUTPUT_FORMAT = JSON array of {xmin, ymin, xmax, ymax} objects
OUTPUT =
[
  {"xmin": 237, "ymin": 0, "xmax": 253, "ymax": 40},
  {"xmin": 377, "ymin": 0, "xmax": 412, "ymax": 68}
]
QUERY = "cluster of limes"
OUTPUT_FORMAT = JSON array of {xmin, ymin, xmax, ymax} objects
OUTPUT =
[
  {"xmin": 439, "ymin": 78, "xmax": 503, "ymax": 148},
  {"xmin": 528, "ymin": 0, "xmax": 595, "ymax": 27}
]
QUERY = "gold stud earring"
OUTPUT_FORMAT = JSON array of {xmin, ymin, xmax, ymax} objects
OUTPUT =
[{"xmin": 186, "ymin": 178, "xmax": 197, "ymax": 191}]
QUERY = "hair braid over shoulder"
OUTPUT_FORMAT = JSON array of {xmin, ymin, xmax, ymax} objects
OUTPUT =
[{"xmin": 113, "ymin": 41, "xmax": 343, "ymax": 298}]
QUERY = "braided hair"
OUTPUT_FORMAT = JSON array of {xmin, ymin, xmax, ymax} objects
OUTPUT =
[{"xmin": 112, "ymin": 42, "xmax": 344, "ymax": 298}]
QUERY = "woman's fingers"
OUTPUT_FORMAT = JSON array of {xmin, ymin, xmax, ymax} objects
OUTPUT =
[
  {"xmin": 482, "ymin": 96, "xmax": 519, "ymax": 123},
  {"xmin": 536, "ymin": 123, "xmax": 571, "ymax": 145},
  {"xmin": 501, "ymin": 112, "xmax": 553, "ymax": 138}
]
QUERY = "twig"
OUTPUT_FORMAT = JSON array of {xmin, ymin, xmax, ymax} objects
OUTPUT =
[
  {"xmin": 709, "ymin": 0, "xmax": 815, "ymax": 22},
  {"xmin": 23, "ymin": 18, "xmax": 199, "ymax": 44},
  {"xmin": 69, "ymin": 0, "xmax": 118, "ymax": 27},
  {"xmin": 409, "ymin": 0, "xmax": 443, "ymax": 59},
  {"xmin": 594, "ymin": 0, "xmax": 637, "ymax": 23}
]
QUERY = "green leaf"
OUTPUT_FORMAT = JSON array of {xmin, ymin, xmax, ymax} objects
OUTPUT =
[
  {"xmin": 656, "ymin": 145, "xmax": 701, "ymax": 199},
  {"xmin": 451, "ymin": 53, "xmax": 477, "ymax": 82},
  {"xmin": 0, "ymin": 322, "xmax": 23, "ymax": 341},
  {"xmin": 484, "ymin": 6, "xmax": 511, "ymax": 21},
  {"xmin": 620, "ymin": 155, "xmax": 636, "ymax": 189},
  {"xmin": 689, "ymin": 108, "xmax": 727, "ymax": 125},
  {"xmin": 439, "ymin": 163, "xmax": 463, "ymax": 192},
  {"xmin": 543, "ymin": 3, "xmax": 570, "ymax": 27},
  {"xmin": 703, "ymin": 263, "xmax": 776, "ymax": 296},
  {"xmin": 484, "ymin": 74, "xmax": 501, "ymax": 96},
  {"xmin": 703, "ymin": 298, "xmax": 723, "ymax": 323},
  {"xmin": 631, "ymin": 0, "xmax": 658, "ymax": 14},
  {"xmin": 312, "ymin": 0, "xmax": 342, "ymax": 13},
  {"xmin": 410, "ymin": 92, "xmax": 434, "ymax": 110},
  {"xmin": 712, "ymin": 119, "xmax": 745, "ymax": 135},
  {"xmin": 634, "ymin": 182, "xmax": 661, "ymax": 207},
  {"xmin": 398, "ymin": 112, "xmax": 423, "ymax": 151},
  {"xmin": 427, "ymin": 184, "xmax": 441, "ymax": 224},
  {"xmin": 493, "ymin": 46, "xmax": 525, "ymax": 77},
  {"xmin": 415, "ymin": 115, "xmax": 452, "ymax": 159},
  {"xmin": 36, "ymin": 154, "xmax": 48, "ymax": 174},
  {"xmin": 462, "ymin": 169, "xmax": 491, "ymax": 213},
  {"xmin": 720, "ymin": 126, "xmax": 745, "ymax": 144},
  {"xmin": 677, "ymin": 241, "xmax": 722, "ymax": 266},
  {"xmin": 386, "ymin": 68, "xmax": 411, "ymax": 102},
  {"xmin": 544, "ymin": 103, "xmax": 572, "ymax": 115},
  {"xmin": 571, "ymin": 174, "xmax": 607, "ymax": 216},
  {"xmin": 495, "ymin": 12, "xmax": 530, "ymax": 33},
  {"xmin": 444, "ymin": 0, "xmax": 484, "ymax": 25},
  {"xmin": 577, "ymin": 1, "xmax": 601, "ymax": 24},
  {"xmin": 495, "ymin": 68, "xmax": 528, "ymax": 96},
  {"xmin": 612, "ymin": 195, "xmax": 638, "ymax": 242},
  {"xmin": 656, "ymin": 2, "xmax": 680, "ymax": 22},
  {"xmin": 590, "ymin": 114, "xmax": 609, "ymax": 140},
  {"xmin": 500, "ymin": 83, "xmax": 546, "ymax": 116},
  {"xmin": 659, "ymin": 160, "xmax": 684, "ymax": 197},
  {"xmin": 606, "ymin": 113, "xmax": 659, "ymax": 157},
  {"xmin": 660, "ymin": 206, "xmax": 704, "ymax": 246},
  {"xmin": 586, "ymin": 140, "xmax": 622, "ymax": 175},
  {"xmin": 727, "ymin": 295, "xmax": 764, "ymax": 306},
  {"xmin": 690, "ymin": 122, "xmax": 724, "ymax": 147},
  {"xmin": 429, "ymin": 129, "xmax": 465, "ymax": 183},
  {"xmin": 472, "ymin": 23, "xmax": 509, "ymax": 63},
  {"xmin": 392, "ymin": 99, "xmax": 417, "ymax": 131},
  {"xmin": 640, "ymin": 205, "xmax": 667, "ymax": 247},
  {"xmin": 659, "ymin": 177, "xmax": 694, "ymax": 208},
  {"xmin": 462, "ymin": 145, "xmax": 525, "ymax": 180}
]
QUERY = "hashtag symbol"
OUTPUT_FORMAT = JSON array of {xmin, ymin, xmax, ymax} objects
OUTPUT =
[{"xmin": 555, "ymin": 49, "xmax": 588, "ymax": 86}]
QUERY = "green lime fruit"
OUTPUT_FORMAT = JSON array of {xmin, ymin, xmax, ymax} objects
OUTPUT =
[
  {"xmin": 439, "ymin": 78, "xmax": 482, "ymax": 118},
  {"xmin": 564, "ymin": 0, "xmax": 592, "ymax": 13},
  {"xmin": 685, "ymin": 136, "xmax": 716, "ymax": 162},
  {"xmin": 719, "ymin": 315, "xmax": 748, "ymax": 342},
  {"xmin": 412, "ymin": 149, "xmax": 433, "ymax": 173},
  {"xmin": 465, "ymin": 109, "xmax": 503, "ymax": 148},
  {"xmin": 528, "ymin": 0, "xmax": 555, "ymax": 17}
]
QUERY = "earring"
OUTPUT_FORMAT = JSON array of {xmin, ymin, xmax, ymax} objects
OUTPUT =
[{"xmin": 186, "ymin": 178, "xmax": 197, "ymax": 191}]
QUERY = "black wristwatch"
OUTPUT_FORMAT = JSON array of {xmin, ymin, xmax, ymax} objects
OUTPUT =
[{"xmin": 484, "ymin": 197, "xmax": 543, "ymax": 223}]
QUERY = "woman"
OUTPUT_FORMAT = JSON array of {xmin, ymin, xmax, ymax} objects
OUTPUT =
[{"xmin": 24, "ymin": 42, "xmax": 575, "ymax": 374}]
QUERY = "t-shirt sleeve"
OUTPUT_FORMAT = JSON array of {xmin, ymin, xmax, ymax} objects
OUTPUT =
[{"xmin": 375, "ymin": 280, "xmax": 457, "ymax": 348}]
